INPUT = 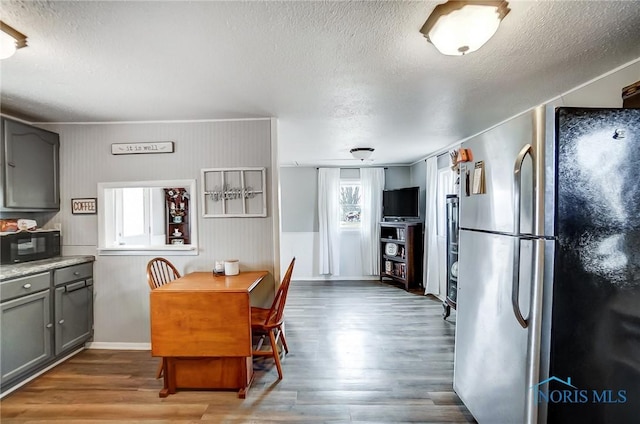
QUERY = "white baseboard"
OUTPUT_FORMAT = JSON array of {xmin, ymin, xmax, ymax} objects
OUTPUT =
[{"xmin": 86, "ymin": 342, "xmax": 151, "ymax": 350}]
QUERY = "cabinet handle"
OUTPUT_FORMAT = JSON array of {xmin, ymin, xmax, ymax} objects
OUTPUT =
[
  {"xmin": 73, "ymin": 271, "xmax": 80, "ymax": 276},
  {"xmin": 65, "ymin": 281, "xmax": 87, "ymax": 292},
  {"xmin": 7, "ymin": 161, "xmax": 16, "ymax": 167},
  {"xmin": 23, "ymin": 283, "xmax": 32, "ymax": 289},
  {"xmin": 46, "ymin": 323, "xmax": 53, "ymax": 329},
  {"xmin": 58, "ymin": 319, "xmax": 65, "ymax": 325}
]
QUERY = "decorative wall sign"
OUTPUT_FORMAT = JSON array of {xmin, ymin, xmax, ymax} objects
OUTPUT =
[
  {"xmin": 111, "ymin": 142, "xmax": 174, "ymax": 155},
  {"xmin": 201, "ymin": 167, "xmax": 266, "ymax": 217},
  {"xmin": 472, "ymin": 161, "xmax": 486, "ymax": 195},
  {"xmin": 72, "ymin": 198, "xmax": 97, "ymax": 214}
]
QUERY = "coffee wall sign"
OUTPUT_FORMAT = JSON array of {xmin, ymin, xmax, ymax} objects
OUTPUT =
[{"xmin": 72, "ymin": 198, "xmax": 97, "ymax": 215}]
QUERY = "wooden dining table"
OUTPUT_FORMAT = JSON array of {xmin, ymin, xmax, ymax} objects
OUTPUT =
[{"xmin": 149, "ymin": 270, "xmax": 272, "ymax": 398}]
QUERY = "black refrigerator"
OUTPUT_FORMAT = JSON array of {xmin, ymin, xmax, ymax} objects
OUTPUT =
[
  {"xmin": 453, "ymin": 106, "xmax": 640, "ymax": 423},
  {"xmin": 548, "ymin": 107, "xmax": 640, "ymax": 423}
]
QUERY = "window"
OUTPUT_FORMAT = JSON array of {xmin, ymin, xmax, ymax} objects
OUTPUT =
[
  {"xmin": 121, "ymin": 188, "xmax": 144, "ymax": 236},
  {"xmin": 110, "ymin": 187, "xmax": 167, "ymax": 246},
  {"xmin": 97, "ymin": 179, "xmax": 198, "ymax": 255},
  {"xmin": 119, "ymin": 187, "xmax": 147, "ymax": 242},
  {"xmin": 340, "ymin": 180, "xmax": 361, "ymax": 229}
]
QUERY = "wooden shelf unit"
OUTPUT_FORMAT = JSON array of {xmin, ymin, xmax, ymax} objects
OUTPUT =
[
  {"xmin": 165, "ymin": 188, "xmax": 190, "ymax": 245},
  {"xmin": 379, "ymin": 221, "xmax": 423, "ymax": 291}
]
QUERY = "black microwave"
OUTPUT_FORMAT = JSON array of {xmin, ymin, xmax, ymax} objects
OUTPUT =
[{"xmin": 0, "ymin": 230, "xmax": 61, "ymax": 264}]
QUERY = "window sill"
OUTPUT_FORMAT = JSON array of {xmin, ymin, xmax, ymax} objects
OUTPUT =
[{"xmin": 97, "ymin": 245, "xmax": 198, "ymax": 256}]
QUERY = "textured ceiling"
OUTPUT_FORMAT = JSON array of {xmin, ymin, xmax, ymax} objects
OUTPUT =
[{"xmin": 1, "ymin": 1, "xmax": 639, "ymax": 166}]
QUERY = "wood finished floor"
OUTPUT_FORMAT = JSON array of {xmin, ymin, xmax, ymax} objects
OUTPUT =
[{"xmin": 1, "ymin": 280, "xmax": 476, "ymax": 423}]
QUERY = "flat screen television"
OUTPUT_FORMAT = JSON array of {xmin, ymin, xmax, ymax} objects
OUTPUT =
[{"xmin": 382, "ymin": 186, "xmax": 419, "ymax": 220}]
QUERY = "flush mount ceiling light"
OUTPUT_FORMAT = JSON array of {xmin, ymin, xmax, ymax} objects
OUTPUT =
[
  {"xmin": 420, "ymin": 1, "xmax": 510, "ymax": 56},
  {"xmin": 0, "ymin": 21, "xmax": 28, "ymax": 60},
  {"xmin": 350, "ymin": 147, "xmax": 374, "ymax": 161}
]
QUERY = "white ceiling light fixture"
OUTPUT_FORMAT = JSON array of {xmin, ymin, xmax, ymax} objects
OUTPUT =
[
  {"xmin": 0, "ymin": 21, "xmax": 28, "ymax": 60},
  {"xmin": 350, "ymin": 147, "xmax": 375, "ymax": 161},
  {"xmin": 420, "ymin": 1, "xmax": 510, "ymax": 56}
]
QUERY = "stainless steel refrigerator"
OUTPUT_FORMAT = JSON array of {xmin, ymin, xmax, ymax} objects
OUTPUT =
[{"xmin": 454, "ymin": 106, "xmax": 640, "ymax": 423}]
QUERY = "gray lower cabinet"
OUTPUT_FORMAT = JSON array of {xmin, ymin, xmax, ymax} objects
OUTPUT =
[
  {"xmin": 0, "ymin": 117, "xmax": 60, "ymax": 211},
  {"xmin": 0, "ymin": 273, "xmax": 53, "ymax": 386},
  {"xmin": 54, "ymin": 278, "xmax": 94, "ymax": 355},
  {"xmin": 0, "ymin": 261, "xmax": 94, "ymax": 393}
]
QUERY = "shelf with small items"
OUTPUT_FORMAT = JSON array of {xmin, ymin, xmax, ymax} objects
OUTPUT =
[
  {"xmin": 383, "ymin": 255, "xmax": 406, "ymax": 263},
  {"xmin": 379, "ymin": 221, "xmax": 422, "ymax": 291},
  {"xmin": 165, "ymin": 188, "xmax": 190, "ymax": 245},
  {"xmin": 382, "ymin": 260, "xmax": 407, "ymax": 280},
  {"xmin": 381, "ymin": 237, "xmax": 406, "ymax": 244}
]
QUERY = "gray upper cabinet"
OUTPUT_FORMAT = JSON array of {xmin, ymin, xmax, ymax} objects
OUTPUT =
[{"xmin": 1, "ymin": 118, "xmax": 60, "ymax": 211}]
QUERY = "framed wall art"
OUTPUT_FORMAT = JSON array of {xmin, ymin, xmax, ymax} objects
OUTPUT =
[{"xmin": 201, "ymin": 167, "xmax": 266, "ymax": 218}]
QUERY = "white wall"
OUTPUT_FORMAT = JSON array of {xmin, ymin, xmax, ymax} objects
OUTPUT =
[
  {"xmin": 279, "ymin": 166, "xmax": 412, "ymax": 280},
  {"xmin": 38, "ymin": 119, "xmax": 277, "ymax": 346},
  {"xmin": 557, "ymin": 59, "xmax": 640, "ymax": 108}
]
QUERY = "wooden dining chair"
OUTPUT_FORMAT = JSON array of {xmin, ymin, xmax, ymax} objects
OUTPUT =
[
  {"xmin": 251, "ymin": 257, "xmax": 296, "ymax": 380},
  {"xmin": 147, "ymin": 257, "xmax": 181, "ymax": 290},
  {"xmin": 146, "ymin": 257, "xmax": 181, "ymax": 378}
]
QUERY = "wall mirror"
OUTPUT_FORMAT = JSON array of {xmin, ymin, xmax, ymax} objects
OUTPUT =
[{"xmin": 97, "ymin": 179, "xmax": 198, "ymax": 255}]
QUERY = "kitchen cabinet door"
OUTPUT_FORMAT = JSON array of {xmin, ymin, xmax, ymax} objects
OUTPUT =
[
  {"xmin": 1, "ymin": 118, "xmax": 60, "ymax": 211},
  {"xmin": 0, "ymin": 289, "xmax": 53, "ymax": 385},
  {"xmin": 54, "ymin": 277, "xmax": 93, "ymax": 355}
]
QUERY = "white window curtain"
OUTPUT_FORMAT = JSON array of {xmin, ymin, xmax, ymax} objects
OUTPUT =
[
  {"xmin": 359, "ymin": 167, "xmax": 385, "ymax": 275},
  {"xmin": 318, "ymin": 168, "xmax": 341, "ymax": 275},
  {"xmin": 424, "ymin": 154, "xmax": 457, "ymax": 298},
  {"xmin": 423, "ymin": 156, "xmax": 440, "ymax": 296}
]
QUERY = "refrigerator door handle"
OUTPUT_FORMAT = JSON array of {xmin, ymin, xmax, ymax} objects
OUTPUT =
[
  {"xmin": 512, "ymin": 238, "xmax": 529, "ymax": 328},
  {"xmin": 513, "ymin": 143, "xmax": 533, "ymax": 236},
  {"xmin": 512, "ymin": 143, "xmax": 532, "ymax": 328}
]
